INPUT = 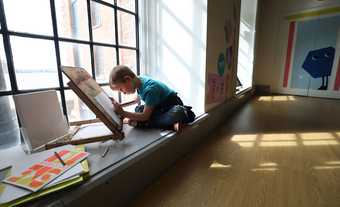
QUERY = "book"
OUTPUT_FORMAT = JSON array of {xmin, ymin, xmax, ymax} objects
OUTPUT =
[
  {"xmin": 0, "ymin": 160, "xmax": 89, "ymax": 207},
  {"xmin": 3, "ymin": 149, "xmax": 89, "ymax": 192},
  {"xmin": 0, "ymin": 146, "xmax": 89, "ymax": 207}
]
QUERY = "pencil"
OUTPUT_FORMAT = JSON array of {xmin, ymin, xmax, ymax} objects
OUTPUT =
[
  {"xmin": 54, "ymin": 151, "xmax": 66, "ymax": 166},
  {"xmin": 69, "ymin": 125, "xmax": 81, "ymax": 139},
  {"xmin": 101, "ymin": 146, "xmax": 110, "ymax": 158}
]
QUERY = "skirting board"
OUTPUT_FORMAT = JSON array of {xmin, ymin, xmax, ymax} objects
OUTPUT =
[{"xmin": 276, "ymin": 88, "xmax": 340, "ymax": 99}]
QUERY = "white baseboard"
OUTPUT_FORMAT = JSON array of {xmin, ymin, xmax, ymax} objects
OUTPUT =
[{"xmin": 275, "ymin": 88, "xmax": 340, "ymax": 99}]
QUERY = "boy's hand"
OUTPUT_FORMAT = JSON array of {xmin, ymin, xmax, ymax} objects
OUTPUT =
[
  {"xmin": 111, "ymin": 99, "xmax": 125, "ymax": 117},
  {"xmin": 123, "ymin": 118, "xmax": 137, "ymax": 127}
]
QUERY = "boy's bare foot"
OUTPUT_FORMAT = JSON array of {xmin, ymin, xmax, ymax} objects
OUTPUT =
[{"xmin": 173, "ymin": 122, "xmax": 186, "ymax": 132}]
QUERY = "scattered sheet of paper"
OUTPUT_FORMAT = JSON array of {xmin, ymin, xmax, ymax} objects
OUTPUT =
[
  {"xmin": 95, "ymin": 91, "xmax": 121, "ymax": 126},
  {"xmin": 3, "ymin": 149, "xmax": 89, "ymax": 192},
  {"xmin": 0, "ymin": 166, "xmax": 12, "ymax": 196}
]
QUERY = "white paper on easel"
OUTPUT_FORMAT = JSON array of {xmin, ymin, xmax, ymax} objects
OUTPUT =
[{"xmin": 94, "ymin": 92, "xmax": 122, "ymax": 126}]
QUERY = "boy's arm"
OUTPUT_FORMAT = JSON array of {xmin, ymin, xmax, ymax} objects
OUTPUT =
[
  {"xmin": 112, "ymin": 100, "xmax": 153, "ymax": 122},
  {"xmin": 120, "ymin": 96, "xmax": 140, "ymax": 107},
  {"xmin": 121, "ymin": 106, "xmax": 153, "ymax": 121}
]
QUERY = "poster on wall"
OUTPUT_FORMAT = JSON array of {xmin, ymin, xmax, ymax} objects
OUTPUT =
[
  {"xmin": 205, "ymin": 0, "xmax": 240, "ymax": 110},
  {"xmin": 283, "ymin": 7, "xmax": 340, "ymax": 98},
  {"xmin": 207, "ymin": 72, "xmax": 229, "ymax": 104}
]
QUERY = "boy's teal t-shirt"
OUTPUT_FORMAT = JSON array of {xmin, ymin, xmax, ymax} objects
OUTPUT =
[{"xmin": 137, "ymin": 76, "xmax": 175, "ymax": 107}]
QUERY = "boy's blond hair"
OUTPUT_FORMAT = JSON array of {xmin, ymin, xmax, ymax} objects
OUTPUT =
[{"xmin": 109, "ymin": 65, "xmax": 136, "ymax": 85}]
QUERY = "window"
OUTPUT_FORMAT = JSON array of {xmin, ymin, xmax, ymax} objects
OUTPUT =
[
  {"xmin": 0, "ymin": 0, "xmax": 139, "ymax": 147},
  {"xmin": 138, "ymin": 0, "xmax": 207, "ymax": 115},
  {"xmin": 91, "ymin": 1, "xmax": 102, "ymax": 29},
  {"xmin": 236, "ymin": 0, "xmax": 257, "ymax": 93}
]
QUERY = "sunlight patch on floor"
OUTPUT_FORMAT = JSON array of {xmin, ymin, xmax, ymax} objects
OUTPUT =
[{"xmin": 210, "ymin": 161, "xmax": 232, "ymax": 169}]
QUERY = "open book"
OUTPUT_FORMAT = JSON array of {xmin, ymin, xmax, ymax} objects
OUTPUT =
[{"xmin": 62, "ymin": 66, "xmax": 123, "ymax": 136}]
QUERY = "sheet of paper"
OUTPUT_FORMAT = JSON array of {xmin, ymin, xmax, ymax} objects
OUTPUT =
[
  {"xmin": 3, "ymin": 149, "xmax": 89, "ymax": 192},
  {"xmin": 46, "ymin": 165, "xmax": 82, "ymax": 187},
  {"xmin": 94, "ymin": 91, "xmax": 122, "ymax": 126},
  {"xmin": 0, "ymin": 166, "xmax": 12, "ymax": 196}
]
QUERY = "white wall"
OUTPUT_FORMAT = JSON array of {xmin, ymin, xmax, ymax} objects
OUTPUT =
[
  {"xmin": 254, "ymin": 0, "xmax": 340, "ymax": 93},
  {"xmin": 139, "ymin": 0, "xmax": 207, "ymax": 115}
]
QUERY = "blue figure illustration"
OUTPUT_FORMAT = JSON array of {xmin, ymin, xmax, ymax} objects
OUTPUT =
[{"xmin": 302, "ymin": 47, "xmax": 335, "ymax": 90}]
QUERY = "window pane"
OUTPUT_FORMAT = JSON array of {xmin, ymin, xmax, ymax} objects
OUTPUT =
[
  {"xmin": 65, "ymin": 89, "xmax": 95, "ymax": 122},
  {"xmin": 117, "ymin": 0, "xmax": 135, "ymax": 12},
  {"xmin": 237, "ymin": 0, "xmax": 257, "ymax": 92},
  {"xmin": 119, "ymin": 48, "xmax": 137, "ymax": 104},
  {"xmin": 91, "ymin": 2, "xmax": 116, "ymax": 44},
  {"xmin": 117, "ymin": 11, "xmax": 136, "ymax": 47},
  {"xmin": 11, "ymin": 36, "xmax": 58, "ymax": 90},
  {"xmin": 55, "ymin": 0, "xmax": 89, "ymax": 41},
  {"xmin": 119, "ymin": 49, "xmax": 137, "ymax": 72},
  {"xmin": 94, "ymin": 46, "xmax": 116, "ymax": 84},
  {"xmin": 59, "ymin": 42, "xmax": 92, "ymax": 86},
  {"xmin": 0, "ymin": 35, "xmax": 11, "ymax": 91},
  {"xmin": 0, "ymin": 96, "xmax": 20, "ymax": 149},
  {"xmin": 100, "ymin": 0, "xmax": 114, "ymax": 4},
  {"xmin": 3, "ymin": 0, "xmax": 53, "ymax": 35}
]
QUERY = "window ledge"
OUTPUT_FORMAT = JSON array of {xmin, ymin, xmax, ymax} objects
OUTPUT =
[
  {"xmin": 235, "ymin": 87, "xmax": 254, "ymax": 98},
  {"xmin": 4, "ymin": 92, "xmax": 253, "ymax": 207}
]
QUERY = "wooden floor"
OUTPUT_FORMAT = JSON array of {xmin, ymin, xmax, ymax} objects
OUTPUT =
[{"xmin": 130, "ymin": 95, "xmax": 340, "ymax": 207}]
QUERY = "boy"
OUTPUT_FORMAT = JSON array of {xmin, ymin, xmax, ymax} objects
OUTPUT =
[{"xmin": 109, "ymin": 65, "xmax": 195, "ymax": 131}]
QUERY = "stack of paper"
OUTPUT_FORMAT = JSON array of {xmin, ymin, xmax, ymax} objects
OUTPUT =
[{"xmin": 0, "ymin": 146, "xmax": 89, "ymax": 207}]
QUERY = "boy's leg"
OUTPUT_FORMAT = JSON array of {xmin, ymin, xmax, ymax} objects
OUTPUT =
[
  {"xmin": 134, "ymin": 105, "xmax": 144, "ymax": 113},
  {"xmin": 133, "ymin": 104, "xmax": 195, "ymax": 129},
  {"xmin": 134, "ymin": 105, "xmax": 164, "ymax": 128},
  {"xmin": 148, "ymin": 105, "xmax": 189, "ymax": 129}
]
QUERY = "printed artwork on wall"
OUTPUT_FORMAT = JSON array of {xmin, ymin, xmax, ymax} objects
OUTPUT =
[
  {"xmin": 224, "ymin": 0, "xmax": 240, "ymax": 98},
  {"xmin": 207, "ymin": 52, "xmax": 227, "ymax": 104},
  {"xmin": 207, "ymin": 72, "xmax": 229, "ymax": 104},
  {"xmin": 283, "ymin": 7, "xmax": 340, "ymax": 94},
  {"xmin": 302, "ymin": 47, "xmax": 335, "ymax": 90},
  {"xmin": 205, "ymin": 0, "xmax": 240, "ymax": 109}
]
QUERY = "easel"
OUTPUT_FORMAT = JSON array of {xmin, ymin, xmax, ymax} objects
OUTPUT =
[
  {"xmin": 44, "ymin": 120, "xmax": 114, "ymax": 150},
  {"xmin": 44, "ymin": 80, "xmax": 125, "ymax": 150}
]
